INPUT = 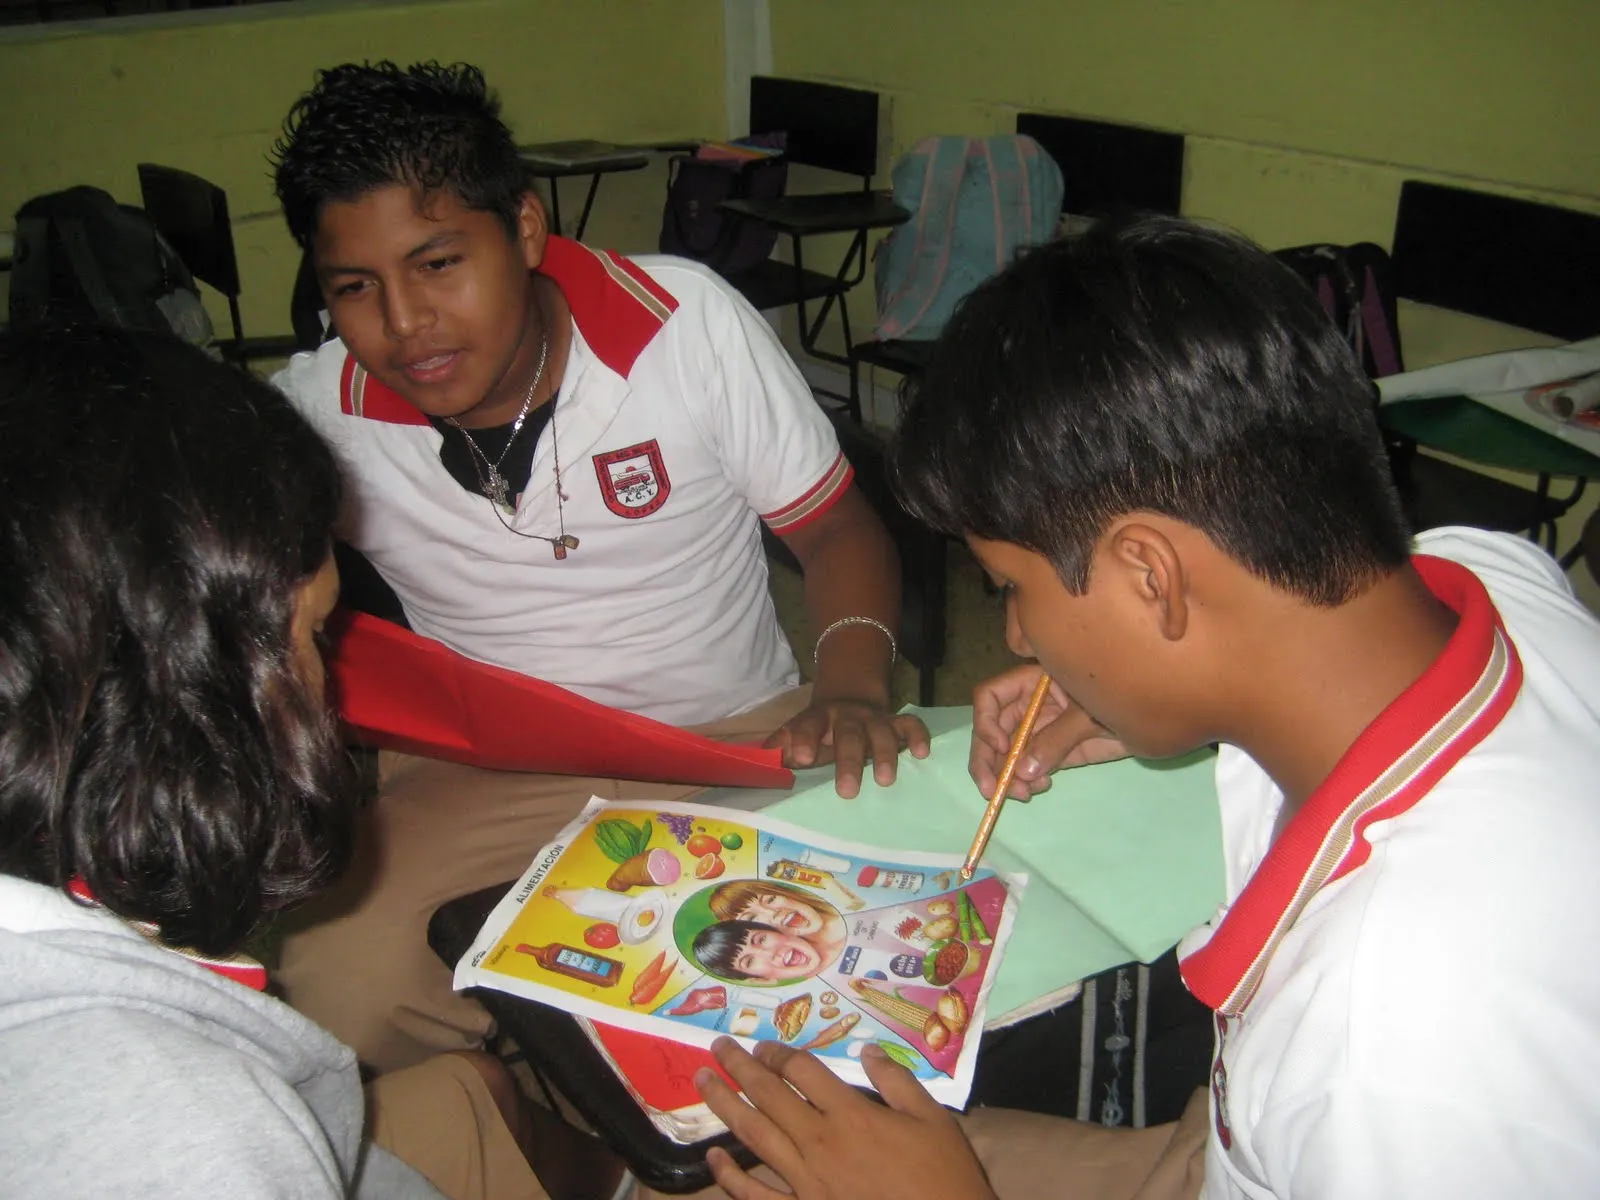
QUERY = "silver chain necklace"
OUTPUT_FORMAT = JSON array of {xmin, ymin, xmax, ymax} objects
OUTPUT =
[
  {"xmin": 446, "ymin": 334, "xmax": 548, "ymax": 512},
  {"xmin": 444, "ymin": 334, "xmax": 580, "ymax": 560}
]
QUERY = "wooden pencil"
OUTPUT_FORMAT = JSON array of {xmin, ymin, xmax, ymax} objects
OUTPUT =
[{"xmin": 959, "ymin": 672, "xmax": 1054, "ymax": 880}]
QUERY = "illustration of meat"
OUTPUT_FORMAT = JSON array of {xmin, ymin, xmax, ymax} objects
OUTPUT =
[{"xmin": 668, "ymin": 985, "xmax": 728, "ymax": 1016}]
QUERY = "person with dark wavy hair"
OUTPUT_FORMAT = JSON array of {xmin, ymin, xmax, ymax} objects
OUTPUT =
[
  {"xmin": 673, "ymin": 217, "xmax": 1600, "ymax": 1200},
  {"xmin": 268, "ymin": 60, "xmax": 930, "ymax": 1076},
  {"xmin": 0, "ymin": 327, "xmax": 609, "ymax": 1199},
  {"xmin": 274, "ymin": 60, "xmax": 528, "ymax": 254}
]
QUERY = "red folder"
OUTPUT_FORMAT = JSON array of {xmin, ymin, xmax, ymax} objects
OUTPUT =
[
  {"xmin": 588, "ymin": 1022, "xmax": 730, "ymax": 1114},
  {"xmin": 328, "ymin": 611, "xmax": 795, "ymax": 789}
]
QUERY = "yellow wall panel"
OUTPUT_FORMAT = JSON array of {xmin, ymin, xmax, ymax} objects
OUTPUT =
[
  {"xmin": 773, "ymin": 0, "xmax": 1600, "ymax": 199},
  {"xmin": 0, "ymin": 0, "xmax": 724, "ymax": 337}
]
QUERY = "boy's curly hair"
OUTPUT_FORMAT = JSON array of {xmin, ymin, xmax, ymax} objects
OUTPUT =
[{"xmin": 271, "ymin": 60, "xmax": 529, "ymax": 250}]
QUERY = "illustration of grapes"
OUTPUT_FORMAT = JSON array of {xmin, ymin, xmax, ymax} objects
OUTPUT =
[{"xmin": 658, "ymin": 812, "xmax": 696, "ymax": 846}]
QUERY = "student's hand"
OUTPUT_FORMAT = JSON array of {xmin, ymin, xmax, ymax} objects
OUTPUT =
[
  {"xmin": 971, "ymin": 664, "xmax": 1128, "ymax": 800},
  {"xmin": 695, "ymin": 1038, "xmax": 997, "ymax": 1200},
  {"xmin": 768, "ymin": 700, "xmax": 932, "ymax": 799}
]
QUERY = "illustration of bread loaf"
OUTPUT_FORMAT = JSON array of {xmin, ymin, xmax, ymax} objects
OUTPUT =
[{"xmin": 773, "ymin": 993, "xmax": 813, "ymax": 1041}]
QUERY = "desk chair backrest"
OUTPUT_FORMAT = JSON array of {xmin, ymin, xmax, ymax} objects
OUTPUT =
[
  {"xmin": 749, "ymin": 75, "xmax": 879, "ymax": 186},
  {"xmin": 139, "ymin": 163, "xmax": 313, "ymax": 365},
  {"xmin": 1014, "ymin": 113, "xmax": 1185, "ymax": 219},
  {"xmin": 136, "ymin": 164, "xmax": 243, "ymax": 338},
  {"xmin": 289, "ymin": 250, "xmax": 332, "ymax": 352},
  {"xmin": 1392, "ymin": 181, "xmax": 1600, "ymax": 342}
]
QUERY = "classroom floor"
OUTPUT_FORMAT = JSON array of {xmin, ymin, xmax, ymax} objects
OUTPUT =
[{"xmin": 765, "ymin": 536, "xmax": 1020, "ymax": 711}]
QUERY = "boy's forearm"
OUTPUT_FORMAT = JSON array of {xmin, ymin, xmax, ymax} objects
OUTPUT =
[{"xmin": 782, "ymin": 490, "xmax": 902, "ymax": 704}]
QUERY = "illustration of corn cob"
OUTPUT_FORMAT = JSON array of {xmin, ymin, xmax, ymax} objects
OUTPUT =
[{"xmin": 849, "ymin": 978, "xmax": 935, "ymax": 1027}]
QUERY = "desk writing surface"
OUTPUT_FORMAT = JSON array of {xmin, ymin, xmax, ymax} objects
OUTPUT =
[
  {"xmin": 1377, "ymin": 339, "xmax": 1600, "ymax": 477},
  {"xmin": 1380, "ymin": 396, "xmax": 1600, "ymax": 478},
  {"xmin": 518, "ymin": 140, "xmax": 650, "ymax": 172},
  {"xmin": 713, "ymin": 708, "xmax": 1225, "ymax": 1023},
  {"xmin": 720, "ymin": 191, "xmax": 909, "ymax": 236}
]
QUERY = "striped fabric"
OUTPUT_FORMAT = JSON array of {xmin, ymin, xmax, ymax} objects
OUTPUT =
[{"xmin": 762, "ymin": 452, "xmax": 853, "ymax": 535}]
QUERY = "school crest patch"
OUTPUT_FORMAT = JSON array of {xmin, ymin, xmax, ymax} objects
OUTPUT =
[
  {"xmin": 593, "ymin": 440, "xmax": 671, "ymax": 519},
  {"xmin": 1211, "ymin": 1012, "xmax": 1233, "ymax": 1150}
]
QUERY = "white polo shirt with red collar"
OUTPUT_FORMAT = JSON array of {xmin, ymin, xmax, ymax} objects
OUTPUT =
[
  {"xmin": 274, "ymin": 238, "xmax": 851, "ymax": 726},
  {"xmin": 1179, "ymin": 527, "xmax": 1600, "ymax": 1199}
]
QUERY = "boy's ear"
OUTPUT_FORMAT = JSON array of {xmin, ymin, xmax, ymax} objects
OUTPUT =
[
  {"xmin": 1107, "ymin": 521, "xmax": 1188, "ymax": 642},
  {"xmin": 516, "ymin": 192, "xmax": 550, "ymax": 270}
]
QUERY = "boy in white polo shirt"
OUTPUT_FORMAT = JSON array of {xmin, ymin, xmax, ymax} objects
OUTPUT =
[
  {"xmin": 681, "ymin": 217, "xmax": 1600, "ymax": 1199},
  {"xmin": 267, "ymin": 61, "xmax": 930, "ymax": 1074}
]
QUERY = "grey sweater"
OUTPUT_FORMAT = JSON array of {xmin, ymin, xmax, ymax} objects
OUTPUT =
[{"xmin": 0, "ymin": 875, "xmax": 444, "ymax": 1198}]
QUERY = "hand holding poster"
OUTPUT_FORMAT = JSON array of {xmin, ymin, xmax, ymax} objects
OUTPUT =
[{"xmin": 455, "ymin": 797, "xmax": 1026, "ymax": 1107}]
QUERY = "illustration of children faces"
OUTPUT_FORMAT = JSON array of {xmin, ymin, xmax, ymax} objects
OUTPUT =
[
  {"xmin": 692, "ymin": 919, "xmax": 824, "ymax": 983},
  {"xmin": 737, "ymin": 926, "xmax": 822, "ymax": 980},
  {"xmin": 738, "ymin": 890, "xmax": 823, "ymax": 935},
  {"xmin": 707, "ymin": 880, "xmax": 839, "ymax": 938}
]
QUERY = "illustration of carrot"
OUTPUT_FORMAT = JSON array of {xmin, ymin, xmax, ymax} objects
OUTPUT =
[{"xmin": 629, "ymin": 952, "xmax": 676, "ymax": 1006}]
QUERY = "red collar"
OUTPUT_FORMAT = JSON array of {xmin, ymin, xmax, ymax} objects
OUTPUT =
[
  {"xmin": 67, "ymin": 878, "xmax": 269, "ymax": 993},
  {"xmin": 1179, "ymin": 556, "xmax": 1522, "ymax": 1016},
  {"xmin": 339, "ymin": 236, "xmax": 680, "ymax": 425}
]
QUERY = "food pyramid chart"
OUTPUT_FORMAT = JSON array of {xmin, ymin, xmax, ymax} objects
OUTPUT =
[{"xmin": 457, "ymin": 798, "xmax": 1025, "ymax": 1105}]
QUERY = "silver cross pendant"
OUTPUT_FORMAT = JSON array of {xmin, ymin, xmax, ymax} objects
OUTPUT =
[{"xmin": 484, "ymin": 468, "xmax": 512, "ymax": 511}]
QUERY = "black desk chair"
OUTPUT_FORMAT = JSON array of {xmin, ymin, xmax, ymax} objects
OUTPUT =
[
  {"xmin": 1380, "ymin": 181, "xmax": 1600, "ymax": 553},
  {"xmin": 1015, "ymin": 112, "xmax": 1186, "ymax": 220},
  {"xmin": 718, "ymin": 76, "xmax": 904, "ymax": 422},
  {"xmin": 136, "ymin": 163, "xmax": 301, "ymax": 368}
]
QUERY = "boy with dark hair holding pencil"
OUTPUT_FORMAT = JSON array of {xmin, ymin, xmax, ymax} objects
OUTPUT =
[{"xmin": 675, "ymin": 215, "xmax": 1600, "ymax": 1199}]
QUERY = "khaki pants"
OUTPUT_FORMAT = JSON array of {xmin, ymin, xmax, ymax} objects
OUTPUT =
[
  {"xmin": 640, "ymin": 1088, "xmax": 1209, "ymax": 1200},
  {"xmin": 369, "ymin": 1054, "xmax": 546, "ymax": 1200},
  {"xmin": 960, "ymin": 1088, "xmax": 1209, "ymax": 1200},
  {"xmin": 279, "ymin": 687, "xmax": 812, "ymax": 1074}
]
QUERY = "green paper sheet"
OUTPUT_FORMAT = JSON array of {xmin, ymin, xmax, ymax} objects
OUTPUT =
[{"xmin": 756, "ymin": 707, "xmax": 1224, "ymax": 1025}]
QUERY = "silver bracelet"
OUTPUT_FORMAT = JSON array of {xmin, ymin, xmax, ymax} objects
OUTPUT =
[{"xmin": 813, "ymin": 615, "xmax": 897, "ymax": 666}]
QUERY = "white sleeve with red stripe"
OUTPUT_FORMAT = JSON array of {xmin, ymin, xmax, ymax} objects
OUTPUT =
[{"xmin": 661, "ymin": 261, "xmax": 852, "ymax": 536}]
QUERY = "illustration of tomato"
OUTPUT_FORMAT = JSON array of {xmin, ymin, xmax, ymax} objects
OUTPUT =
[
  {"xmin": 685, "ymin": 833, "xmax": 723, "ymax": 859},
  {"xmin": 584, "ymin": 923, "xmax": 621, "ymax": 948},
  {"xmin": 694, "ymin": 852, "xmax": 727, "ymax": 879}
]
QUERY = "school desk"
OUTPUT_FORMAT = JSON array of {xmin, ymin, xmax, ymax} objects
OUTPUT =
[
  {"xmin": 518, "ymin": 141, "xmax": 656, "ymax": 242},
  {"xmin": 1379, "ymin": 396, "xmax": 1599, "ymax": 569},
  {"xmin": 428, "ymin": 708, "xmax": 1223, "ymax": 1193}
]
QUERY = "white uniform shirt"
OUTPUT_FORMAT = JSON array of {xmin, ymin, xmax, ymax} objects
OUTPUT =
[
  {"xmin": 1180, "ymin": 528, "xmax": 1600, "ymax": 1199},
  {"xmin": 274, "ymin": 238, "xmax": 851, "ymax": 726}
]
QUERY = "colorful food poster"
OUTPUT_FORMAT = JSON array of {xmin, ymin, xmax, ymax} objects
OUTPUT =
[{"xmin": 455, "ymin": 797, "xmax": 1026, "ymax": 1107}]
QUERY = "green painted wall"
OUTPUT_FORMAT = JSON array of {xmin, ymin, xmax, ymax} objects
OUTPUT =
[
  {"xmin": 771, "ymin": 0, "xmax": 1600, "ymax": 359},
  {"xmin": 0, "ymin": 0, "xmax": 726, "ymax": 338},
  {"xmin": 770, "ymin": 0, "xmax": 1600, "ymax": 603}
]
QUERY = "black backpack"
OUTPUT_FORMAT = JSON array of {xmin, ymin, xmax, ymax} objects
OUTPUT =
[
  {"xmin": 8, "ymin": 185, "xmax": 213, "ymax": 346},
  {"xmin": 1273, "ymin": 242, "xmax": 1403, "ymax": 379},
  {"xmin": 657, "ymin": 134, "xmax": 788, "ymax": 277}
]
